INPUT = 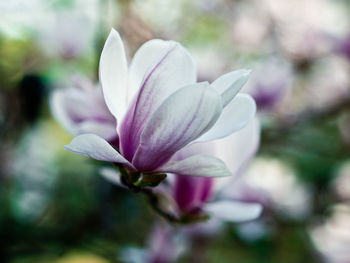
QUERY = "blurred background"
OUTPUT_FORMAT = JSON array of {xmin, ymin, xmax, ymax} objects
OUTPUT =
[{"xmin": 1, "ymin": 0, "xmax": 350, "ymax": 262}]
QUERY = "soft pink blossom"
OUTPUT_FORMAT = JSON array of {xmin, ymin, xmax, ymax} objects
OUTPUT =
[
  {"xmin": 65, "ymin": 29, "xmax": 256, "ymax": 179},
  {"xmin": 51, "ymin": 75, "xmax": 117, "ymax": 143}
]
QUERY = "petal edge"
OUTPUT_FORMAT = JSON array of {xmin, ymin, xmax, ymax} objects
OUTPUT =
[
  {"xmin": 204, "ymin": 201, "xmax": 262, "ymax": 222},
  {"xmin": 65, "ymin": 134, "xmax": 135, "ymax": 170},
  {"xmin": 159, "ymin": 155, "xmax": 231, "ymax": 178}
]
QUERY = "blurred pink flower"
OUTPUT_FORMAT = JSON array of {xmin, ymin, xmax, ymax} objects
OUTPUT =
[
  {"xmin": 243, "ymin": 58, "xmax": 293, "ymax": 110},
  {"xmin": 337, "ymin": 33, "xmax": 350, "ymax": 61},
  {"xmin": 65, "ymin": 29, "xmax": 256, "ymax": 178},
  {"xmin": 169, "ymin": 118, "xmax": 262, "ymax": 222},
  {"xmin": 50, "ymin": 75, "xmax": 118, "ymax": 143},
  {"xmin": 147, "ymin": 222, "xmax": 186, "ymax": 263},
  {"xmin": 119, "ymin": 222, "xmax": 187, "ymax": 263},
  {"xmin": 35, "ymin": 6, "xmax": 98, "ymax": 59}
]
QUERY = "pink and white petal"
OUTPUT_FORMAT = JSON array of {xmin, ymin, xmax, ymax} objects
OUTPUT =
[
  {"xmin": 128, "ymin": 39, "xmax": 174, "ymax": 104},
  {"xmin": 173, "ymin": 175, "xmax": 207, "ymax": 212},
  {"xmin": 211, "ymin": 69, "xmax": 251, "ymax": 107},
  {"xmin": 99, "ymin": 167, "xmax": 126, "ymax": 188},
  {"xmin": 172, "ymin": 116, "xmax": 260, "ymax": 178},
  {"xmin": 203, "ymin": 200, "xmax": 262, "ymax": 222},
  {"xmin": 119, "ymin": 41, "xmax": 196, "ymax": 160},
  {"xmin": 50, "ymin": 89, "xmax": 77, "ymax": 135},
  {"xmin": 64, "ymin": 134, "xmax": 135, "ymax": 170},
  {"xmin": 77, "ymin": 121, "xmax": 117, "ymax": 142},
  {"xmin": 99, "ymin": 29, "xmax": 128, "ymax": 120},
  {"xmin": 212, "ymin": 117, "xmax": 261, "ymax": 194},
  {"xmin": 51, "ymin": 87, "xmax": 110, "ymax": 136},
  {"xmin": 132, "ymin": 83, "xmax": 222, "ymax": 171},
  {"xmin": 56, "ymin": 87, "xmax": 108, "ymax": 123},
  {"xmin": 159, "ymin": 155, "xmax": 231, "ymax": 178},
  {"xmin": 195, "ymin": 94, "xmax": 256, "ymax": 143}
]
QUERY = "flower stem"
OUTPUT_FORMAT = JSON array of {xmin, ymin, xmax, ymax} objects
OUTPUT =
[{"xmin": 116, "ymin": 164, "xmax": 209, "ymax": 225}]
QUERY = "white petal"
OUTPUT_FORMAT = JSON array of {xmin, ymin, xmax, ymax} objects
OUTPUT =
[
  {"xmin": 64, "ymin": 134, "xmax": 135, "ymax": 170},
  {"xmin": 119, "ymin": 41, "xmax": 196, "ymax": 159},
  {"xmin": 204, "ymin": 201, "xmax": 262, "ymax": 222},
  {"xmin": 195, "ymin": 94, "xmax": 256, "ymax": 143},
  {"xmin": 128, "ymin": 39, "xmax": 173, "ymax": 104},
  {"xmin": 50, "ymin": 89, "xmax": 77, "ymax": 135},
  {"xmin": 217, "ymin": 116, "xmax": 260, "ymax": 170},
  {"xmin": 132, "ymin": 83, "xmax": 222, "ymax": 171},
  {"xmin": 211, "ymin": 69, "xmax": 251, "ymax": 107},
  {"xmin": 173, "ymin": 116, "xmax": 260, "ymax": 178},
  {"xmin": 159, "ymin": 155, "xmax": 231, "ymax": 177},
  {"xmin": 212, "ymin": 117, "xmax": 261, "ymax": 194},
  {"xmin": 99, "ymin": 29, "xmax": 128, "ymax": 120}
]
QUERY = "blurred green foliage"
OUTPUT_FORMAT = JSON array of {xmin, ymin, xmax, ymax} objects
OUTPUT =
[{"xmin": 0, "ymin": 37, "xmax": 46, "ymax": 90}]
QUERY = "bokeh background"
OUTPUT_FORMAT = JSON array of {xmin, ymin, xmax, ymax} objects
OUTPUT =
[{"xmin": 1, "ymin": 0, "xmax": 350, "ymax": 262}]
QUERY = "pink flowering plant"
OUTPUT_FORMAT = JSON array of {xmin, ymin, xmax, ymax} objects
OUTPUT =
[
  {"xmin": 116, "ymin": 121, "xmax": 261, "ymax": 262},
  {"xmin": 102, "ymin": 117, "xmax": 261, "ymax": 224},
  {"xmin": 169, "ymin": 119, "xmax": 262, "ymax": 223},
  {"xmin": 58, "ymin": 28, "xmax": 259, "ymax": 223}
]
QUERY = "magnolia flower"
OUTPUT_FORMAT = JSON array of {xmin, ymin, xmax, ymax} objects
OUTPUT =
[
  {"xmin": 102, "ymin": 118, "xmax": 262, "ymax": 223},
  {"xmin": 51, "ymin": 75, "xmax": 117, "ymax": 143},
  {"xmin": 168, "ymin": 118, "xmax": 262, "ymax": 222},
  {"xmin": 117, "ymin": 120, "xmax": 261, "ymax": 263},
  {"xmin": 65, "ymin": 29, "xmax": 256, "ymax": 179}
]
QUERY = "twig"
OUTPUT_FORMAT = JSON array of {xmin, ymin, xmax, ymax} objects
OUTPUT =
[
  {"xmin": 117, "ymin": 165, "xmax": 208, "ymax": 225},
  {"xmin": 140, "ymin": 188, "xmax": 180, "ymax": 224}
]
